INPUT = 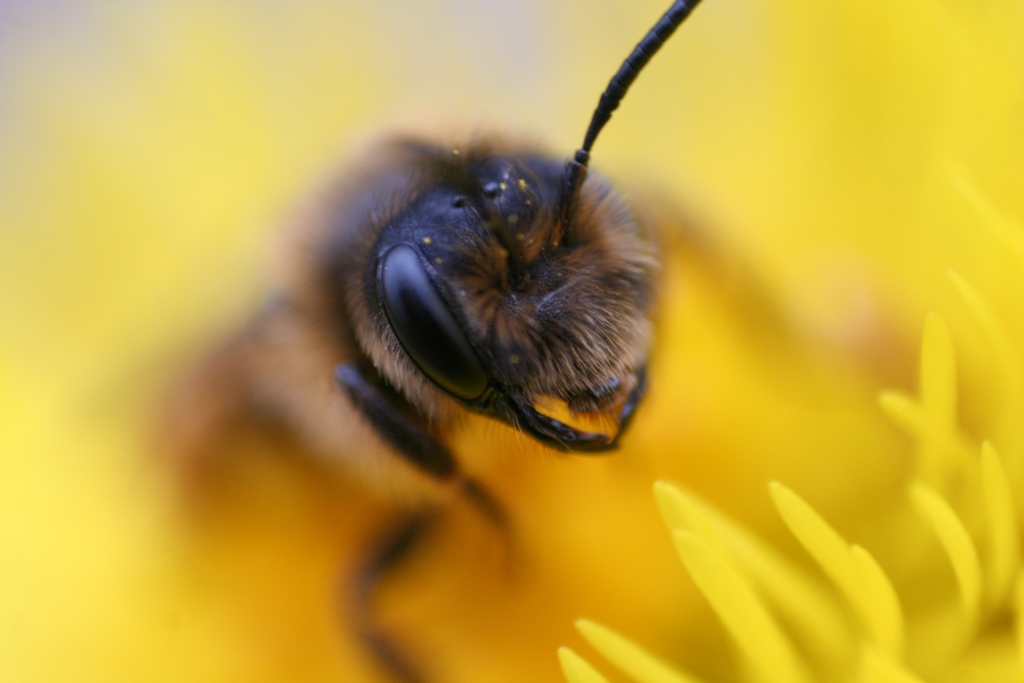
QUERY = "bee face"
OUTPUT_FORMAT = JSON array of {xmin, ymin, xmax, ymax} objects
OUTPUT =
[{"xmin": 329, "ymin": 138, "xmax": 658, "ymax": 451}]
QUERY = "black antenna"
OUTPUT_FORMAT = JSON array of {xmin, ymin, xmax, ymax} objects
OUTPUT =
[{"xmin": 557, "ymin": 0, "xmax": 703, "ymax": 240}]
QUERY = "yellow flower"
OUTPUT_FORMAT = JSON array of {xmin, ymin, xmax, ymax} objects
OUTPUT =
[
  {"xmin": 563, "ymin": 285, "xmax": 1024, "ymax": 682},
  {"xmin": 556, "ymin": 3, "xmax": 1024, "ymax": 681},
  {"xmin": 1, "ymin": 3, "xmax": 1022, "ymax": 683}
]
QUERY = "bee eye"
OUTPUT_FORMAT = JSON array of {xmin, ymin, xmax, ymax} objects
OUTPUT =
[{"xmin": 378, "ymin": 244, "xmax": 488, "ymax": 401}]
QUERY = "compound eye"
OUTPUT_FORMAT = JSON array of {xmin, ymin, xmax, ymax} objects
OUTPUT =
[{"xmin": 379, "ymin": 244, "xmax": 488, "ymax": 401}]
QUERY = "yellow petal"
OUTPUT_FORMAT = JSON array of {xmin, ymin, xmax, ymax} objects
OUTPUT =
[
  {"xmin": 878, "ymin": 391, "xmax": 926, "ymax": 441},
  {"xmin": 672, "ymin": 531, "xmax": 810, "ymax": 683},
  {"xmin": 559, "ymin": 647, "xmax": 613, "ymax": 683},
  {"xmin": 769, "ymin": 482, "xmax": 854, "ymax": 592},
  {"xmin": 981, "ymin": 442, "xmax": 1020, "ymax": 610},
  {"xmin": 858, "ymin": 646, "xmax": 925, "ymax": 683},
  {"xmin": 654, "ymin": 482, "xmax": 851, "ymax": 665},
  {"xmin": 909, "ymin": 482, "xmax": 982, "ymax": 629},
  {"xmin": 654, "ymin": 482, "xmax": 728, "ymax": 557},
  {"xmin": 770, "ymin": 482, "xmax": 905, "ymax": 659},
  {"xmin": 947, "ymin": 270, "xmax": 1024, "ymax": 480},
  {"xmin": 575, "ymin": 619, "xmax": 705, "ymax": 683},
  {"xmin": 947, "ymin": 271, "xmax": 1018, "ymax": 371},
  {"xmin": 915, "ymin": 313, "xmax": 966, "ymax": 488},
  {"xmin": 950, "ymin": 172, "xmax": 1024, "ymax": 268},
  {"xmin": 849, "ymin": 546, "xmax": 906, "ymax": 659}
]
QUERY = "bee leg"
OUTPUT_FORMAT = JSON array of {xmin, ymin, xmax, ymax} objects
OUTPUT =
[
  {"xmin": 351, "ymin": 511, "xmax": 438, "ymax": 683},
  {"xmin": 459, "ymin": 477, "xmax": 508, "ymax": 534},
  {"xmin": 458, "ymin": 476, "xmax": 520, "ymax": 583},
  {"xmin": 335, "ymin": 362, "xmax": 512, "ymax": 537},
  {"xmin": 336, "ymin": 363, "xmax": 515, "ymax": 676},
  {"xmin": 350, "ymin": 496, "xmax": 511, "ymax": 683},
  {"xmin": 611, "ymin": 365, "xmax": 648, "ymax": 447},
  {"xmin": 335, "ymin": 362, "xmax": 456, "ymax": 479}
]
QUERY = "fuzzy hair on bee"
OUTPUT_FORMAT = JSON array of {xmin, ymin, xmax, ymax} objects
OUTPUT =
[
  {"xmin": 163, "ymin": 2, "xmax": 704, "ymax": 681},
  {"xmin": 330, "ymin": 137, "xmax": 656, "ymax": 428}
]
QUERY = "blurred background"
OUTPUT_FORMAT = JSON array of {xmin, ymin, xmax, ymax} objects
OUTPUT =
[{"xmin": 1, "ymin": 1, "xmax": 1023, "ymax": 682}]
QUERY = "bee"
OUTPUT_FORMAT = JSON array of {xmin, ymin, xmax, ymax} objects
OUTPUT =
[{"xmin": 165, "ymin": 1, "xmax": 703, "ymax": 681}]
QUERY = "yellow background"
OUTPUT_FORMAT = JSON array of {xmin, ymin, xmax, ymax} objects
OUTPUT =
[{"xmin": 1, "ymin": 2, "xmax": 1022, "ymax": 682}]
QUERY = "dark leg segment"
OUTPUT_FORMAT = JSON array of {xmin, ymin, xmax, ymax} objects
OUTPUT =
[
  {"xmin": 335, "ymin": 362, "xmax": 509, "ymax": 533},
  {"xmin": 335, "ymin": 362, "xmax": 456, "ymax": 479},
  {"xmin": 336, "ymin": 362, "xmax": 514, "ymax": 681},
  {"xmin": 459, "ymin": 477, "xmax": 510, "ymax": 536},
  {"xmin": 350, "ymin": 513, "xmax": 437, "ymax": 683}
]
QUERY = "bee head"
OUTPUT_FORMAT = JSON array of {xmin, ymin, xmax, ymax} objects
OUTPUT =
[
  {"xmin": 339, "ymin": 0, "xmax": 703, "ymax": 451},
  {"xmin": 366, "ymin": 140, "xmax": 656, "ymax": 452}
]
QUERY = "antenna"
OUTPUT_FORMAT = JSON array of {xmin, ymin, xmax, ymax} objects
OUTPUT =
[{"xmin": 557, "ymin": 0, "xmax": 704, "ymax": 239}]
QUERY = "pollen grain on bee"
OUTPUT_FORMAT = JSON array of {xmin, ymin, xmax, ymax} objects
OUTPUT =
[
  {"xmin": 508, "ymin": 215, "xmax": 519, "ymax": 225},
  {"xmin": 509, "ymin": 355, "xmax": 520, "ymax": 364},
  {"xmin": 434, "ymin": 257, "xmax": 443, "ymax": 264},
  {"xmin": 518, "ymin": 179, "xmax": 527, "ymax": 190},
  {"xmin": 422, "ymin": 237, "xmax": 432, "ymax": 244}
]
